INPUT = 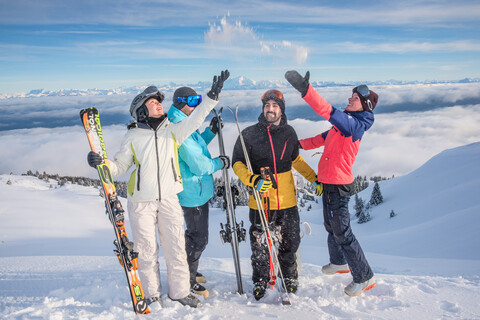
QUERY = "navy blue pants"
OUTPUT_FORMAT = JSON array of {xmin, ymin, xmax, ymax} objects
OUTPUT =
[
  {"xmin": 182, "ymin": 202, "xmax": 209, "ymax": 286},
  {"xmin": 322, "ymin": 185, "xmax": 373, "ymax": 283},
  {"xmin": 249, "ymin": 206, "xmax": 300, "ymax": 283}
]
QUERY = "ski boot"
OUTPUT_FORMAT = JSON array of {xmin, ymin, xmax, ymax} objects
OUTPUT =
[
  {"xmin": 283, "ymin": 278, "xmax": 298, "ymax": 294},
  {"xmin": 344, "ymin": 277, "xmax": 376, "ymax": 296},
  {"xmin": 322, "ymin": 263, "xmax": 350, "ymax": 275},
  {"xmin": 170, "ymin": 294, "xmax": 202, "ymax": 308},
  {"xmin": 253, "ymin": 281, "xmax": 267, "ymax": 301},
  {"xmin": 146, "ymin": 296, "xmax": 162, "ymax": 313},
  {"xmin": 191, "ymin": 282, "xmax": 209, "ymax": 299},
  {"xmin": 196, "ymin": 272, "xmax": 206, "ymax": 283}
]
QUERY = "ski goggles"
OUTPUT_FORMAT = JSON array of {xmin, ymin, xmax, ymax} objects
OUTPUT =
[
  {"xmin": 177, "ymin": 95, "xmax": 202, "ymax": 107},
  {"xmin": 261, "ymin": 89, "xmax": 284, "ymax": 104},
  {"xmin": 143, "ymin": 86, "xmax": 165, "ymax": 103},
  {"xmin": 353, "ymin": 85, "xmax": 373, "ymax": 111}
]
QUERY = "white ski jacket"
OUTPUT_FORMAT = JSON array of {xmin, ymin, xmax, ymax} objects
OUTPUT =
[{"xmin": 108, "ymin": 96, "xmax": 218, "ymax": 202}]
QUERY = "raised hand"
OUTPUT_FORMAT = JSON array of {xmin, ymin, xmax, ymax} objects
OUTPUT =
[
  {"xmin": 207, "ymin": 70, "xmax": 230, "ymax": 100},
  {"xmin": 285, "ymin": 70, "xmax": 310, "ymax": 97}
]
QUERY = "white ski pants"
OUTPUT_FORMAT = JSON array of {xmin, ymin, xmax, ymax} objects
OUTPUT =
[{"xmin": 127, "ymin": 196, "xmax": 190, "ymax": 300}]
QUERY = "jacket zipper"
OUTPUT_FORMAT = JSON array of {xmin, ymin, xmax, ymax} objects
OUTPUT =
[
  {"xmin": 280, "ymin": 139, "xmax": 288, "ymax": 160},
  {"xmin": 154, "ymin": 129, "xmax": 162, "ymax": 201},
  {"xmin": 137, "ymin": 164, "xmax": 141, "ymax": 191},
  {"xmin": 266, "ymin": 125, "xmax": 280, "ymax": 210}
]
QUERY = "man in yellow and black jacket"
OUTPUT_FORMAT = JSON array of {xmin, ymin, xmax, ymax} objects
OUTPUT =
[{"xmin": 232, "ymin": 89, "xmax": 320, "ymax": 300}]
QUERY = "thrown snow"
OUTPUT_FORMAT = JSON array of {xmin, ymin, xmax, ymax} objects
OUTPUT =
[{"xmin": 1, "ymin": 142, "xmax": 479, "ymax": 319}]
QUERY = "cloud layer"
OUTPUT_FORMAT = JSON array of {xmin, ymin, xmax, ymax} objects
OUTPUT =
[{"xmin": 1, "ymin": 83, "xmax": 480, "ymax": 180}]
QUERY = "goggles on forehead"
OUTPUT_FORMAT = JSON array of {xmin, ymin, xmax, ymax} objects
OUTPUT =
[
  {"xmin": 261, "ymin": 89, "xmax": 284, "ymax": 102},
  {"xmin": 177, "ymin": 95, "xmax": 202, "ymax": 107},
  {"xmin": 353, "ymin": 85, "xmax": 373, "ymax": 111},
  {"xmin": 143, "ymin": 86, "xmax": 165, "ymax": 102}
]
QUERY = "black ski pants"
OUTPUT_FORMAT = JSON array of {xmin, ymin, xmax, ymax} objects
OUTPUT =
[
  {"xmin": 182, "ymin": 202, "xmax": 209, "ymax": 286},
  {"xmin": 322, "ymin": 184, "xmax": 374, "ymax": 283},
  {"xmin": 249, "ymin": 206, "xmax": 300, "ymax": 283}
]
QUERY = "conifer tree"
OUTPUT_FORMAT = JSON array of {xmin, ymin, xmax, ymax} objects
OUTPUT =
[
  {"xmin": 369, "ymin": 182, "xmax": 384, "ymax": 206},
  {"xmin": 354, "ymin": 194, "xmax": 365, "ymax": 218}
]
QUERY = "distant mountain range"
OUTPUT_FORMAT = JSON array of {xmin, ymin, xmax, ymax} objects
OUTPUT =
[{"xmin": 2, "ymin": 76, "xmax": 479, "ymax": 99}]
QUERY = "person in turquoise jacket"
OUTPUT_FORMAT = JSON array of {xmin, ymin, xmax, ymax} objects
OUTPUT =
[{"xmin": 167, "ymin": 86, "xmax": 230, "ymax": 300}]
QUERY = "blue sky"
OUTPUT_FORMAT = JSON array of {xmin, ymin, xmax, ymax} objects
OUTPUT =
[{"xmin": 1, "ymin": 0, "xmax": 480, "ymax": 93}]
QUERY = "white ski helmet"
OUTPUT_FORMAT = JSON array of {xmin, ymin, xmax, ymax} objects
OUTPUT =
[{"xmin": 130, "ymin": 86, "xmax": 165, "ymax": 121}]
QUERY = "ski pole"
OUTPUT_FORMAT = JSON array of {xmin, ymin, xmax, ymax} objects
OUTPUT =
[{"xmin": 261, "ymin": 167, "xmax": 277, "ymax": 288}]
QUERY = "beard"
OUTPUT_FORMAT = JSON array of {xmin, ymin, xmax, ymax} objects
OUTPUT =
[{"xmin": 265, "ymin": 111, "xmax": 281, "ymax": 124}]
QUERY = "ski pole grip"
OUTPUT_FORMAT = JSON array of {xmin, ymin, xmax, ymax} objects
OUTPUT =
[
  {"xmin": 265, "ymin": 167, "xmax": 277, "ymax": 189},
  {"xmin": 260, "ymin": 167, "xmax": 266, "ymax": 179}
]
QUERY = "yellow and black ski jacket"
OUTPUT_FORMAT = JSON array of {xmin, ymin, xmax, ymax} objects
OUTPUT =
[{"xmin": 232, "ymin": 113, "xmax": 317, "ymax": 210}]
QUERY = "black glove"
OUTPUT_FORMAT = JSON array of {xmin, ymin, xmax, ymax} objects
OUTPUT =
[
  {"xmin": 209, "ymin": 115, "xmax": 223, "ymax": 134},
  {"xmin": 218, "ymin": 155, "xmax": 230, "ymax": 169},
  {"xmin": 207, "ymin": 70, "xmax": 230, "ymax": 100},
  {"xmin": 285, "ymin": 70, "xmax": 310, "ymax": 97},
  {"xmin": 87, "ymin": 151, "xmax": 103, "ymax": 168}
]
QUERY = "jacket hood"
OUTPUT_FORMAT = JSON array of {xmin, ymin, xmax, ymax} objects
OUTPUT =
[
  {"xmin": 346, "ymin": 110, "xmax": 375, "ymax": 131},
  {"xmin": 167, "ymin": 105, "xmax": 187, "ymax": 124}
]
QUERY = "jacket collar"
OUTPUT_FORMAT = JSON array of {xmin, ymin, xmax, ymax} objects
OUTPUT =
[
  {"xmin": 167, "ymin": 105, "xmax": 187, "ymax": 124},
  {"xmin": 346, "ymin": 110, "xmax": 375, "ymax": 131},
  {"xmin": 257, "ymin": 112, "xmax": 288, "ymax": 131},
  {"xmin": 136, "ymin": 115, "xmax": 169, "ymax": 130}
]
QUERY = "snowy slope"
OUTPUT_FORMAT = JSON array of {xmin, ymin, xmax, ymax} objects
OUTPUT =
[
  {"xmin": 351, "ymin": 142, "xmax": 480, "ymax": 262},
  {"xmin": 1, "ymin": 143, "xmax": 480, "ymax": 319}
]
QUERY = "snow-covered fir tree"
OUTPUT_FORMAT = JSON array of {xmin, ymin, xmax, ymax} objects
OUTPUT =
[
  {"xmin": 369, "ymin": 181, "xmax": 384, "ymax": 206},
  {"xmin": 354, "ymin": 194, "xmax": 365, "ymax": 218}
]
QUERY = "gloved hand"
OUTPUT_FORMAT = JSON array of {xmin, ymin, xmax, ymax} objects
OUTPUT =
[
  {"xmin": 87, "ymin": 151, "xmax": 103, "ymax": 168},
  {"xmin": 253, "ymin": 176, "xmax": 273, "ymax": 193},
  {"xmin": 313, "ymin": 181, "xmax": 324, "ymax": 196},
  {"xmin": 285, "ymin": 70, "xmax": 310, "ymax": 97},
  {"xmin": 218, "ymin": 155, "xmax": 230, "ymax": 169},
  {"xmin": 207, "ymin": 69, "xmax": 230, "ymax": 100},
  {"xmin": 209, "ymin": 115, "xmax": 223, "ymax": 134}
]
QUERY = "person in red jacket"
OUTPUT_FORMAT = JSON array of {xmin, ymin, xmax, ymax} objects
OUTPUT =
[{"xmin": 285, "ymin": 70, "xmax": 378, "ymax": 297}]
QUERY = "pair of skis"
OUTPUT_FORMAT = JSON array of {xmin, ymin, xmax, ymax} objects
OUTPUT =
[
  {"xmin": 212, "ymin": 108, "xmax": 246, "ymax": 295},
  {"xmin": 80, "ymin": 107, "xmax": 149, "ymax": 315},
  {"xmin": 215, "ymin": 106, "xmax": 292, "ymax": 305}
]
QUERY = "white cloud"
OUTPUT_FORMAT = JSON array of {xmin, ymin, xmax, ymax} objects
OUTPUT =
[
  {"xmin": 204, "ymin": 15, "xmax": 309, "ymax": 65},
  {"xmin": 204, "ymin": 16, "xmax": 257, "ymax": 45}
]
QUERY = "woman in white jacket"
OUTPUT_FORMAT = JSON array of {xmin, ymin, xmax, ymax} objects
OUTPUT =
[{"xmin": 87, "ymin": 70, "xmax": 230, "ymax": 310}]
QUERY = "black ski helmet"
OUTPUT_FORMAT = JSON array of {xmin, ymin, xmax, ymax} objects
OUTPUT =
[{"xmin": 130, "ymin": 86, "xmax": 165, "ymax": 122}]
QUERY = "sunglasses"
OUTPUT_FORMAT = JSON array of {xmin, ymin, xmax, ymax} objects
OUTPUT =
[
  {"xmin": 353, "ymin": 85, "xmax": 373, "ymax": 111},
  {"xmin": 261, "ymin": 89, "xmax": 284, "ymax": 102},
  {"xmin": 177, "ymin": 95, "xmax": 202, "ymax": 107}
]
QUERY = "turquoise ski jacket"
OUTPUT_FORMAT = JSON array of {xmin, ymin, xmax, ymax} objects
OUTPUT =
[{"xmin": 167, "ymin": 106, "xmax": 223, "ymax": 207}]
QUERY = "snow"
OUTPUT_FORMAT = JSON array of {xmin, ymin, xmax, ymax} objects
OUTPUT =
[{"xmin": 1, "ymin": 142, "xmax": 480, "ymax": 319}]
